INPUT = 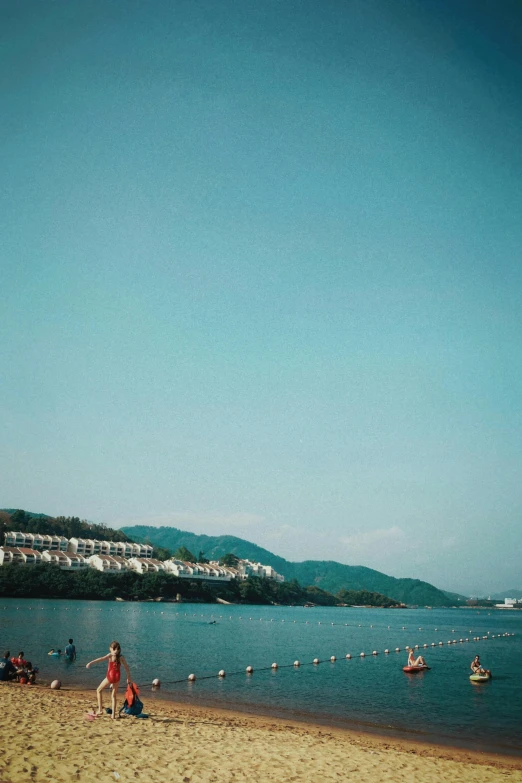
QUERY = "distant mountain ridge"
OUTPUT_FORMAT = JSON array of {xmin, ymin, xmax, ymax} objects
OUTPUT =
[
  {"xmin": 489, "ymin": 590, "xmax": 522, "ymax": 600},
  {"xmin": 121, "ymin": 524, "xmax": 459, "ymax": 607}
]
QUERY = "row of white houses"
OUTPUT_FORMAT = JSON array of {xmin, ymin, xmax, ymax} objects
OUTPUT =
[
  {"xmin": 0, "ymin": 544, "xmax": 284, "ymax": 582},
  {"xmin": 0, "ymin": 546, "xmax": 161, "ymax": 573},
  {"xmin": 3, "ymin": 531, "xmax": 153, "ymax": 559}
]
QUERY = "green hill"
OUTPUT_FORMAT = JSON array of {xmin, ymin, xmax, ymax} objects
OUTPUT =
[
  {"xmin": 121, "ymin": 524, "xmax": 456, "ymax": 607},
  {"xmin": 1, "ymin": 509, "xmax": 131, "ymax": 543}
]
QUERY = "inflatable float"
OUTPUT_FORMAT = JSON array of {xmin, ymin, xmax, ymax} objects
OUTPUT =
[
  {"xmin": 470, "ymin": 673, "xmax": 491, "ymax": 682},
  {"xmin": 403, "ymin": 665, "xmax": 430, "ymax": 673}
]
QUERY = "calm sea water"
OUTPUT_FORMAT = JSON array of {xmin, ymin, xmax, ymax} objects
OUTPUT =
[{"xmin": 2, "ymin": 598, "xmax": 521, "ymax": 754}]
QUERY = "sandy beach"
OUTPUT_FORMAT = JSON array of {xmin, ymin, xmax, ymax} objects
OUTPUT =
[{"xmin": 0, "ymin": 684, "xmax": 521, "ymax": 783}]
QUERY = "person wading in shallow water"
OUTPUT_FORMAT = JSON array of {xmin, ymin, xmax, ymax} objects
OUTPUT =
[
  {"xmin": 86, "ymin": 641, "xmax": 132, "ymax": 719},
  {"xmin": 65, "ymin": 639, "xmax": 76, "ymax": 660}
]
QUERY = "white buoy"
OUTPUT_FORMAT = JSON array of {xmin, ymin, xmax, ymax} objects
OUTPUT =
[
  {"xmin": 360, "ymin": 652, "xmax": 366, "ymax": 657},
  {"xmin": 152, "ymin": 678, "xmax": 161, "ymax": 687},
  {"xmin": 246, "ymin": 665, "xmax": 253, "ymax": 674},
  {"xmin": 271, "ymin": 662, "xmax": 278, "ymax": 669},
  {"xmin": 346, "ymin": 653, "xmax": 351, "ymax": 659},
  {"xmin": 218, "ymin": 670, "xmax": 226, "ymax": 678},
  {"xmin": 395, "ymin": 647, "xmax": 400, "ymax": 652},
  {"xmin": 50, "ymin": 680, "xmax": 61, "ymax": 690},
  {"xmin": 313, "ymin": 658, "xmax": 320, "ymax": 665},
  {"xmin": 294, "ymin": 660, "xmax": 300, "ymax": 667},
  {"xmin": 384, "ymin": 649, "xmax": 389, "ymax": 654},
  {"xmin": 372, "ymin": 651, "xmax": 378, "ymax": 656},
  {"xmin": 330, "ymin": 656, "xmax": 336, "ymax": 662},
  {"xmin": 188, "ymin": 673, "xmax": 196, "ymax": 681}
]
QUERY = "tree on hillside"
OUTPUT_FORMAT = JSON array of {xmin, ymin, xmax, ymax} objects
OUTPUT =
[
  {"xmin": 153, "ymin": 546, "xmax": 172, "ymax": 562},
  {"xmin": 304, "ymin": 585, "xmax": 337, "ymax": 606},
  {"xmin": 219, "ymin": 553, "xmax": 239, "ymax": 568},
  {"xmin": 198, "ymin": 550, "xmax": 209, "ymax": 564},
  {"xmin": 336, "ymin": 588, "xmax": 401, "ymax": 608},
  {"xmin": 10, "ymin": 509, "xmax": 30, "ymax": 527},
  {"xmin": 173, "ymin": 546, "xmax": 196, "ymax": 562}
]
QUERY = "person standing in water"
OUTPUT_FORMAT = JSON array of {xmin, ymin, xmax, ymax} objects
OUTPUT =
[
  {"xmin": 64, "ymin": 639, "xmax": 76, "ymax": 660},
  {"xmin": 86, "ymin": 641, "xmax": 131, "ymax": 719}
]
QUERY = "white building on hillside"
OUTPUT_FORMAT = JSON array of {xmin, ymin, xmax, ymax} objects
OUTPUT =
[
  {"xmin": 88, "ymin": 554, "xmax": 130, "ymax": 572},
  {"xmin": 164, "ymin": 559, "xmax": 233, "ymax": 581},
  {"xmin": 0, "ymin": 546, "xmax": 43, "ymax": 565},
  {"xmin": 127, "ymin": 557, "xmax": 165, "ymax": 574}
]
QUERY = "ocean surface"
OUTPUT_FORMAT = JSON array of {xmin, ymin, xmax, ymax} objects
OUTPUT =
[{"xmin": 2, "ymin": 598, "xmax": 521, "ymax": 754}]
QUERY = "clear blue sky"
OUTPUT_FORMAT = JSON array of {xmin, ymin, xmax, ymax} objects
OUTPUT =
[{"xmin": 2, "ymin": 0, "xmax": 521, "ymax": 595}]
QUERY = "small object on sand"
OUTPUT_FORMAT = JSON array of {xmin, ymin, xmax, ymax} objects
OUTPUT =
[
  {"xmin": 50, "ymin": 680, "xmax": 61, "ymax": 690},
  {"xmin": 106, "ymin": 708, "xmax": 113, "ymax": 714},
  {"xmin": 85, "ymin": 712, "xmax": 98, "ymax": 721}
]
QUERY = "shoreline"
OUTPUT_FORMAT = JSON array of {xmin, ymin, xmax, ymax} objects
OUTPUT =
[
  {"xmin": 1, "ymin": 684, "xmax": 521, "ymax": 782},
  {"xmin": 129, "ymin": 685, "xmax": 522, "ymax": 760},
  {"xmin": 38, "ymin": 673, "xmax": 522, "ymax": 759}
]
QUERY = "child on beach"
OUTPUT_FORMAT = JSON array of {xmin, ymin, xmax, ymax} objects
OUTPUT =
[{"xmin": 86, "ymin": 641, "xmax": 131, "ymax": 719}]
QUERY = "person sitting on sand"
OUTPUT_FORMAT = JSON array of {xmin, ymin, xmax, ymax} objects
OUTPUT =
[
  {"xmin": 86, "ymin": 640, "xmax": 132, "ymax": 720},
  {"xmin": 407, "ymin": 647, "xmax": 427, "ymax": 667},
  {"xmin": 0, "ymin": 651, "xmax": 17, "ymax": 682},
  {"xmin": 22, "ymin": 662, "xmax": 37, "ymax": 684},
  {"xmin": 11, "ymin": 651, "xmax": 27, "ymax": 668},
  {"xmin": 471, "ymin": 655, "xmax": 490, "ymax": 676}
]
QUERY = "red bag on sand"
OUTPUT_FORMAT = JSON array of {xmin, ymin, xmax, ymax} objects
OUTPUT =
[{"xmin": 124, "ymin": 682, "xmax": 140, "ymax": 705}]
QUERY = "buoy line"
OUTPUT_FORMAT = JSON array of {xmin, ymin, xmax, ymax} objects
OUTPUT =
[
  {"xmin": 137, "ymin": 611, "xmax": 512, "ymax": 637},
  {"xmin": 139, "ymin": 632, "xmax": 515, "ymax": 690},
  {"xmin": 15, "ymin": 605, "xmax": 506, "ymax": 638}
]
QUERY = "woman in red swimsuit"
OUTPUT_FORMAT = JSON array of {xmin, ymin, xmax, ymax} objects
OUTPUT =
[{"xmin": 86, "ymin": 641, "xmax": 132, "ymax": 719}]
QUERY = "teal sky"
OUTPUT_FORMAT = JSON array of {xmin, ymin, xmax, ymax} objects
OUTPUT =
[{"xmin": 2, "ymin": 0, "xmax": 522, "ymax": 595}]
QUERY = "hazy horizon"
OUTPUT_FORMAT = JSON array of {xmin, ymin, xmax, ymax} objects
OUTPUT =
[{"xmin": 2, "ymin": 0, "xmax": 521, "ymax": 596}]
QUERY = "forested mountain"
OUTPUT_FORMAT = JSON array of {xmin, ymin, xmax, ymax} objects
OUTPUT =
[
  {"xmin": 0, "ymin": 509, "xmax": 131, "ymax": 544},
  {"xmin": 122, "ymin": 524, "xmax": 457, "ymax": 607}
]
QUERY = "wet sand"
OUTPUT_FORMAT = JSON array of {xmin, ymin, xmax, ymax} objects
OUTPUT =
[{"xmin": 1, "ymin": 683, "xmax": 521, "ymax": 783}]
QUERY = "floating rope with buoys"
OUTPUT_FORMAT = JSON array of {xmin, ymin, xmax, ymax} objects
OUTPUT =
[{"xmin": 138, "ymin": 632, "xmax": 515, "ymax": 690}]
